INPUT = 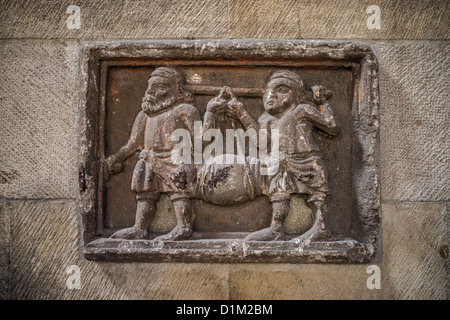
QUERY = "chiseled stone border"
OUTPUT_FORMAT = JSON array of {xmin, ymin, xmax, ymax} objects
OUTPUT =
[{"xmin": 78, "ymin": 40, "xmax": 380, "ymax": 263}]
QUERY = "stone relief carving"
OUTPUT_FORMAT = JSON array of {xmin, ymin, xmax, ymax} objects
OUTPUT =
[
  {"xmin": 79, "ymin": 40, "xmax": 380, "ymax": 263},
  {"xmin": 105, "ymin": 67, "xmax": 200, "ymax": 242},
  {"xmin": 105, "ymin": 67, "xmax": 340, "ymax": 244}
]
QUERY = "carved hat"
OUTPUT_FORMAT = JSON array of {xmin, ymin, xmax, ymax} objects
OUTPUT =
[
  {"xmin": 150, "ymin": 67, "xmax": 185, "ymax": 96},
  {"xmin": 268, "ymin": 70, "xmax": 306, "ymax": 102}
]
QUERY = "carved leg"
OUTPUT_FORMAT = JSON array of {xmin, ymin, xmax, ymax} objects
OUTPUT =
[
  {"xmin": 154, "ymin": 198, "xmax": 193, "ymax": 241},
  {"xmin": 110, "ymin": 199, "xmax": 156, "ymax": 239},
  {"xmin": 292, "ymin": 198, "xmax": 332, "ymax": 245},
  {"xmin": 245, "ymin": 199, "xmax": 289, "ymax": 241}
]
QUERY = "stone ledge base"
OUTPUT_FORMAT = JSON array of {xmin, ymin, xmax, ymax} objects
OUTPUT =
[{"xmin": 85, "ymin": 237, "xmax": 373, "ymax": 263}]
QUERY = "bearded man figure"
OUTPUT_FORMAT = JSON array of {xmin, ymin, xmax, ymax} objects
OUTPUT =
[{"xmin": 106, "ymin": 67, "xmax": 201, "ymax": 241}]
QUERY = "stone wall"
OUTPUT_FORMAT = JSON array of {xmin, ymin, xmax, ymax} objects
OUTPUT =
[{"xmin": 0, "ymin": 0, "xmax": 448, "ymax": 299}]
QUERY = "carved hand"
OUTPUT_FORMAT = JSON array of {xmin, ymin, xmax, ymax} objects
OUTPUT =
[
  {"xmin": 105, "ymin": 154, "xmax": 123, "ymax": 176},
  {"xmin": 226, "ymin": 97, "xmax": 245, "ymax": 120},
  {"xmin": 311, "ymin": 85, "xmax": 332, "ymax": 106},
  {"xmin": 206, "ymin": 87, "xmax": 229, "ymax": 114}
]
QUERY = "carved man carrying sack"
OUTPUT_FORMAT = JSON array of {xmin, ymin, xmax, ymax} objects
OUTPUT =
[
  {"xmin": 199, "ymin": 70, "xmax": 340, "ymax": 242},
  {"xmin": 106, "ymin": 67, "xmax": 340, "ymax": 244},
  {"xmin": 106, "ymin": 67, "xmax": 200, "ymax": 241}
]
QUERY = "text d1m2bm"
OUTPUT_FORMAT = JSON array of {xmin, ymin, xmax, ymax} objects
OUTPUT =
[{"xmin": 176, "ymin": 304, "xmax": 273, "ymax": 316}]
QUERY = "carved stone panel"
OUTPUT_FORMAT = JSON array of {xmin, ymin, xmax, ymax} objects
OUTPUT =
[{"xmin": 79, "ymin": 40, "xmax": 380, "ymax": 263}]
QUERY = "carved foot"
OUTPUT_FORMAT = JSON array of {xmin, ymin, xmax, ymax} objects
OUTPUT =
[
  {"xmin": 153, "ymin": 225, "xmax": 193, "ymax": 241},
  {"xmin": 245, "ymin": 225, "xmax": 285, "ymax": 241},
  {"xmin": 110, "ymin": 226, "xmax": 148, "ymax": 240},
  {"xmin": 292, "ymin": 224, "xmax": 332, "ymax": 246}
]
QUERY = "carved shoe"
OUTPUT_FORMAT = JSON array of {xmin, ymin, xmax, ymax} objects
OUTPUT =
[
  {"xmin": 110, "ymin": 226, "xmax": 148, "ymax": 240},
  {"xmin": 153, "ymin": 225, "xmax": 193, "ymax": 241},
  {"xmin": 245, "ymin": 225, "xmax": 285, "ymax": 241},
  {"xmin": 292, "ymin": 224, "xmax": 332, "ymax": 245}
]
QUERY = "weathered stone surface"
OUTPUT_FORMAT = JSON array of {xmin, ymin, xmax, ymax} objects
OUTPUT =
[
  {"xmin": 0, "ymin": 41, "xmax": 79, "ymax": 199},
  {"xmin": 8, "ymin": 201, "xmax": 229, "ymax": 299},
  {"xmin": 0, "ymin": 0, "xmax": 228, "ymax": 39},
  {"xmin": 376, "ymin": 42, "xmax": 449, "ymax": 202},
  {"xmin": 0, "ymin": 202, "xmax": 10, "ymax": 299},
  {"xmin": 229, "ymin": 264, "xmax": 377, "ymax": 299},
  {"xmin": 4, "ymin": 200, "xmax": 449, "ymax": 299},
  {"xmin": 229, "ymin": 0, "xmax": 449, "ymax": 39},
  {"xmin": 229, "ymin": 202, "xmax": 448, "ymax": 299},
  {"xmin": 9, "ymin": 201, "xmax": 79, "ymax": 299},
  {"xmin": 229, "ymin": 0, "xmax": 302, "ymax": 39},
  {"xmin": 298, "ymin": 0, "xmax": 450, "ymax": 40},
  {"xmin": 79, "ymin": 40, "xmax": 380, "ymax": 262},
  {"xmin": 0, "ymin": 0, "xmax": 447, "ymax": 299},
  {"xmin": 1, "ymin": 0, "xmax": 447, "ymax": 40},
  {"xmin": 381, "ymin": 202, "xmax": 448, "ymax": 299}
]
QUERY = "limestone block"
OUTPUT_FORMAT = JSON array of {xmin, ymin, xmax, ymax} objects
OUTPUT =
[
  {"xmin": 5, "ymin": 200, "xmax": 448, "ymax": 299},
  {"xmin": 298, "ymin": 0, "xmax": 449, "ymax": 40},
  {"xmin": 229, "ymin": 264, "xmax": 376, "ymax": 299},
  {"xmin": 376, "ymin": 42, "xmax": 449, "ymax": 202},
  {"xmin": 7, "ymin": 201, "xmax": 229, "ymax": 299},
  {"xmin": 229, "ymin": 0, "xmax": 449, "ymax": 40},
  {"xmin": 0, "ymin": 0, "xmax": 228, "ymax": 39},
  {"xmin": 229, "ymin": 0, "xmax": 302, "ymax": 39},
  {"xmin": 0, "ymin": 41, "xmax": 79, "ymax": 199},
  {"xmin": 380, "ymin": 202, "xmax": 448, "ymax": 299},
  {"xmin": 229, "ymin": 202, "xmax": 448, "ymax": 299},
  {"xmin": 1, "ymin": 0, "xmax": 448, "ymax": 40}
]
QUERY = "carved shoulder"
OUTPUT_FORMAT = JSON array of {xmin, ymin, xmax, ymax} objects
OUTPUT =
[
  {"xmin": 258, "ymin": 111, "xmax": 275, "ymax": 126},
  {"xmin": 295, "ymin": 103, "xmax": 316, "ymax": 112},
  {"xmin": 294, "ymin": 103, "xmax": 339, "ymax": 136},
  {"xmin": 175, "ymin": 103, "xmax": 200, "ymax": 118},
  {"xmin": 175, "ymin": 103, "xmax": 201, "ymax": 134},
  {"xmin": 292, "ymin": 103, "xmax": 318, "ymax": 120}
]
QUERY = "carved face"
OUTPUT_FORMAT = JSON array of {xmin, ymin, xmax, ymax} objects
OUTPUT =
[
  {"xmin": 263, "ymin": 78, "xmax": 297, "ymax": 115},
  {"xmin": 141, "ymin": 76, "xmax": 178, "ymax": 115}
]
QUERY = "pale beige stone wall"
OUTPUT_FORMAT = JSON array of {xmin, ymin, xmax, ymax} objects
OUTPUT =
[{"xmin": 0, "ymin": 0, "xmax": 448, "ymax": 299}]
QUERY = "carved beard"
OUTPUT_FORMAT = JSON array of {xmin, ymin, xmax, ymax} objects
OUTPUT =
[{"xmin": 141, "ymin": 95, "xmax": 177, "ymax": 116}]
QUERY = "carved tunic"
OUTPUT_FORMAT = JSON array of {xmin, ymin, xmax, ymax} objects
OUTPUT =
[
  {"xmin": 258, "ymin": 103, "xmax": 338, "ymax": 201},
  {"xmin": 131, "ymin": 103, "xmax": 200, "ymax": 197}
]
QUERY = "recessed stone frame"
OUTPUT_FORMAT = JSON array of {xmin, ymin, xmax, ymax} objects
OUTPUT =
[{"xmin": 78, "ymin": 40, "xmax": 380, "ymax": 263}]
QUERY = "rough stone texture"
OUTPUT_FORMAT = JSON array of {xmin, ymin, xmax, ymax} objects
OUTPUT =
[
  {"xmin": 0, "ymin": 203, "xmax": 10, "ymax": 299},
  {"xmin": 229, "ymin": 0, "xmax": 450, "ymax": 39},
  {"xmin": 377, "ymin": 42, "xmax": 449, "ymax": 202},
  {"xmin": 229, "ymin": 202, "xmax": 448, "ymax": 299},
  {"xmin": 229, "ymin": 264, "xmax": 377, "ymax": 300},
  {"xmin": 380, "ymin": 202, "xmax": 448, "ymax": 299},
  {"xmin": 229, "ymin": 0, "xmax": 302, "ymax": 39},
  {"xmin": 1, "ymin": 0, "xmax": 448, "ymax": 40},
  {"xmin": 4, "ymin": 200, "xmax": 447, "ymax": 299},
  {"xmin": 0, "ymin": 0, "xmax": 448, "ymax": 300},
  {"xmin": 7, "ymin": 201, "xmax": 229, "ymax": 299},
  {"xmin": 0, "ymin": 41, "xmax": 79, "ymax": 199},
  {"xmin": 297, "ymin": 0, "xmax": 450, "ymax": 40},
  {"xmin": 0, "ymin": 0, "xmax": 228, "ymax": 39},
  {"xmin": 78, "ymin": 40, "xmax": 380, "ymax": 262}
]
